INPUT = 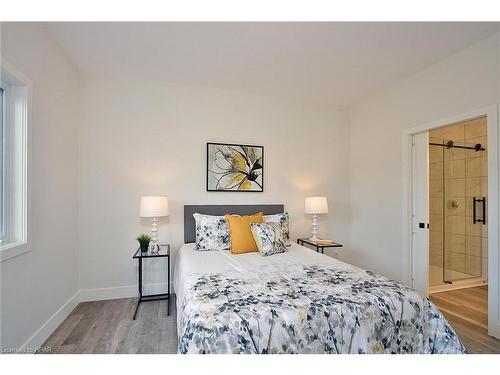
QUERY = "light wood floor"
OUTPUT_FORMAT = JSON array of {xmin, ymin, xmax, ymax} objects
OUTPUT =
[
  {"xmin": 41, "ymin": 288, "xmax": 500, "ymax": 354},
  {"xmin": 41, "ymin": 297, "xmax": 178, "ymax": 353},
  {"xmin": 429, "ymin": 286, "xmax": 500, "ymax": 354}
]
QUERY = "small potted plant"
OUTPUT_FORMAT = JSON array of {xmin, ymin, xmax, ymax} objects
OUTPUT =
[{"xmin": 136, "ymin": 234, "xmax": 152, "ymax": 253}]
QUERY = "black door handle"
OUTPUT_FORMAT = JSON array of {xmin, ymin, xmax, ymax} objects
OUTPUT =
[{"xmin": 473, "ymin": 197, "xmax": 487, "ymax": 225}]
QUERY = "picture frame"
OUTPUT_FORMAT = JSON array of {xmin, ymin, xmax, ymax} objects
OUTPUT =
[{"xmin": 206, "ymin": 142, "xmax": 264, "ymax": 192}]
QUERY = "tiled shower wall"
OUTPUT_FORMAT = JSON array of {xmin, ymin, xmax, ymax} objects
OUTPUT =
[{"xmin": 429, "ymin": 117, "xmax": 488, "ymax": 285}]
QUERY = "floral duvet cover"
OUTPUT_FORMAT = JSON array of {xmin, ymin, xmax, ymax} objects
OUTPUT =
[{"xmin": 178, "ymin": 263, "xmax": 465, "ymax": 354}]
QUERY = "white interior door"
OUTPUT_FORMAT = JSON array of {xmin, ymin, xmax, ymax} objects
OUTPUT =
[{"xmin": 412, "ymin": 131, "xmax": 430, "ymax": 295}]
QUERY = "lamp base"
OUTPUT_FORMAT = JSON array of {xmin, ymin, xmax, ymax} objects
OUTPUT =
[
  {"xmin": 149, "ymin": 217, "xmax": 160, "ymax": 253},
  {"xmin": 309, "ymin": 214, "xmax": 320, "ymax": 243}
]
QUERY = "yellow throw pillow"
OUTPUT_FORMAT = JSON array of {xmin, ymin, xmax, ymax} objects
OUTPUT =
[{"xmin": 225, "ymin": 212, "xmax": 264, "ymax": 254}]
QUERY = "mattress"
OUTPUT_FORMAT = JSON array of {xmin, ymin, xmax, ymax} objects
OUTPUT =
[{"xmin": 174, "ymin": 242, "xmax": 465, "ymax": 354}]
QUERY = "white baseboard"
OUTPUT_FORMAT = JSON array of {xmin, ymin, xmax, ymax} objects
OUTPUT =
[
  {"xmin": 79, "ymin": 285, "xmax": 137, "ymax": 302},
  {"xmin": 489, "ymin": 323, "xmax": 500, "ymax": 340},
  {"xmin": 19, "ymin": 291, "xmax": 80, "ymax": 353},
  {"xmin": 79, "ymin": 282, "xmax": 170, "ymax": 302}
]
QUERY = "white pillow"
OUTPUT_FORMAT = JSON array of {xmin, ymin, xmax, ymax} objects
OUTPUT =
[
  {"xmin": 250, "ymin": 223, "xmax": 287, "ymax": 257},
  {"xmin": 264, "ymin": 212, "xmax": 291, "ymax": 246},
  {"xmin": 193, "ymin": 213, "xmax": 230, "ymax": 251}
]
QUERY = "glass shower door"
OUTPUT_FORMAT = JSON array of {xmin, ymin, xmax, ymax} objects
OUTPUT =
[
  {"xmin": 443, "ymin": 140, "xmax": 487, "ymax": 282},
  {"xmin": 443, "ymin": 141, "xmax": 466, "ymax": 283}
]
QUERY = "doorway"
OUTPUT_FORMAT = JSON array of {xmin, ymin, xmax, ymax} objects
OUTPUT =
[
  {"xmin": 427, "ymin": 118, "xmax": 489, "ymax": 336},
  {"xmin": 428, "ymin": 117, "xmax": 488, "ymax": 292},
  {"xmin": 403, "ymin": 106, "xmax": 499, "ymax": 340}
]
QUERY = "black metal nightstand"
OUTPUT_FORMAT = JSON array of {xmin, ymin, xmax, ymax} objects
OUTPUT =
[
  {"xmin": 132, "ymin": 244, "xmax": 170, "ymax": 320},
  {"xmin": 297, "ymin": 238, "xmax": 343, "ymax": 254}
]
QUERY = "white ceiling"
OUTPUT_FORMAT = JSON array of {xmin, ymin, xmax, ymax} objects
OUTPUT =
[{"xmin": 46, "ymin": 22, "xmax": 499, "ymax": 106}]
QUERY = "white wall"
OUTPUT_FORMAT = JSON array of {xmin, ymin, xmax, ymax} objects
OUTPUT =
[
  {"xmin": 78, "ymin": 76, "xmax": 351, "ymax": 296},
  {"xmin": 347, "ymin": 33, "xmax": 500, "ymax": 282},
  {"xmin": 0, "ymin": 23, "xmax": 81, "ymax": 348}
]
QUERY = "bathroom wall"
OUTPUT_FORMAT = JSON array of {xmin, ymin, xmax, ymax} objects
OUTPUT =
[{"xmin": 428, "ymin": 117, "xmax": 488, "ymax": 285}]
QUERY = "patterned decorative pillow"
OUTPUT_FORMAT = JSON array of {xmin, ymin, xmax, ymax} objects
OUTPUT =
[
  {"xmin": 193, "ymin": 213, "xmax": 230, "ymax": 251},
  {"xmin": 264, "ymin": 212, "xmax": 291, "ymax": 246},
  {"xmin": 250, "ymin": 223, "xmax": 287, "ymax": 256}
]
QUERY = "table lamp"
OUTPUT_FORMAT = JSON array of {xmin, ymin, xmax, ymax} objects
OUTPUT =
[
  {"xmin": 305, "ymin": 196, "xmax": 328, "ymax": 242},
  {"xmin": 140, "ymin": 196, "xmax": 169, "ymax": 251}
]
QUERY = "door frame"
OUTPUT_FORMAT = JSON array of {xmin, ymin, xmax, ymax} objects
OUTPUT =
[{"xmin": 401, "ymin": 105, "xmax": 499, "ymax": 339}]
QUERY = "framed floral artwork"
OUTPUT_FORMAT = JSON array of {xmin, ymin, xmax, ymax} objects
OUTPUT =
[{"xmin": 207, "ymin": 142, "xmax": 264, "ymax": 192}]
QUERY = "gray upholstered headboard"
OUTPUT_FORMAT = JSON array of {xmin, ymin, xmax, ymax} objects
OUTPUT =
[{"xmin": 184, "ymin": 204, "xmax": 284, "ymax": 243}]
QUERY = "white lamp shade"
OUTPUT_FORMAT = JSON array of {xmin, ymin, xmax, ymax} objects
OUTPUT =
[
  {"xmin": 305, "ymin": 196, "xmax": 328, "ymax": 214},
  {"xmin": 140, "ymin": 196, "xmax": 169, "ymax": 217}
]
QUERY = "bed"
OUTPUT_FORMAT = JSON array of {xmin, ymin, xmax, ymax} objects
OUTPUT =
[{"xmin": 174, "ymin": 205, "xmax": 465, "ymax": 354}]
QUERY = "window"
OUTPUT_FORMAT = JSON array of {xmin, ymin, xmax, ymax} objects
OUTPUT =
[{"xmin": 0, "ymin": 67, "xmax": 29, "ymax": 261}]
